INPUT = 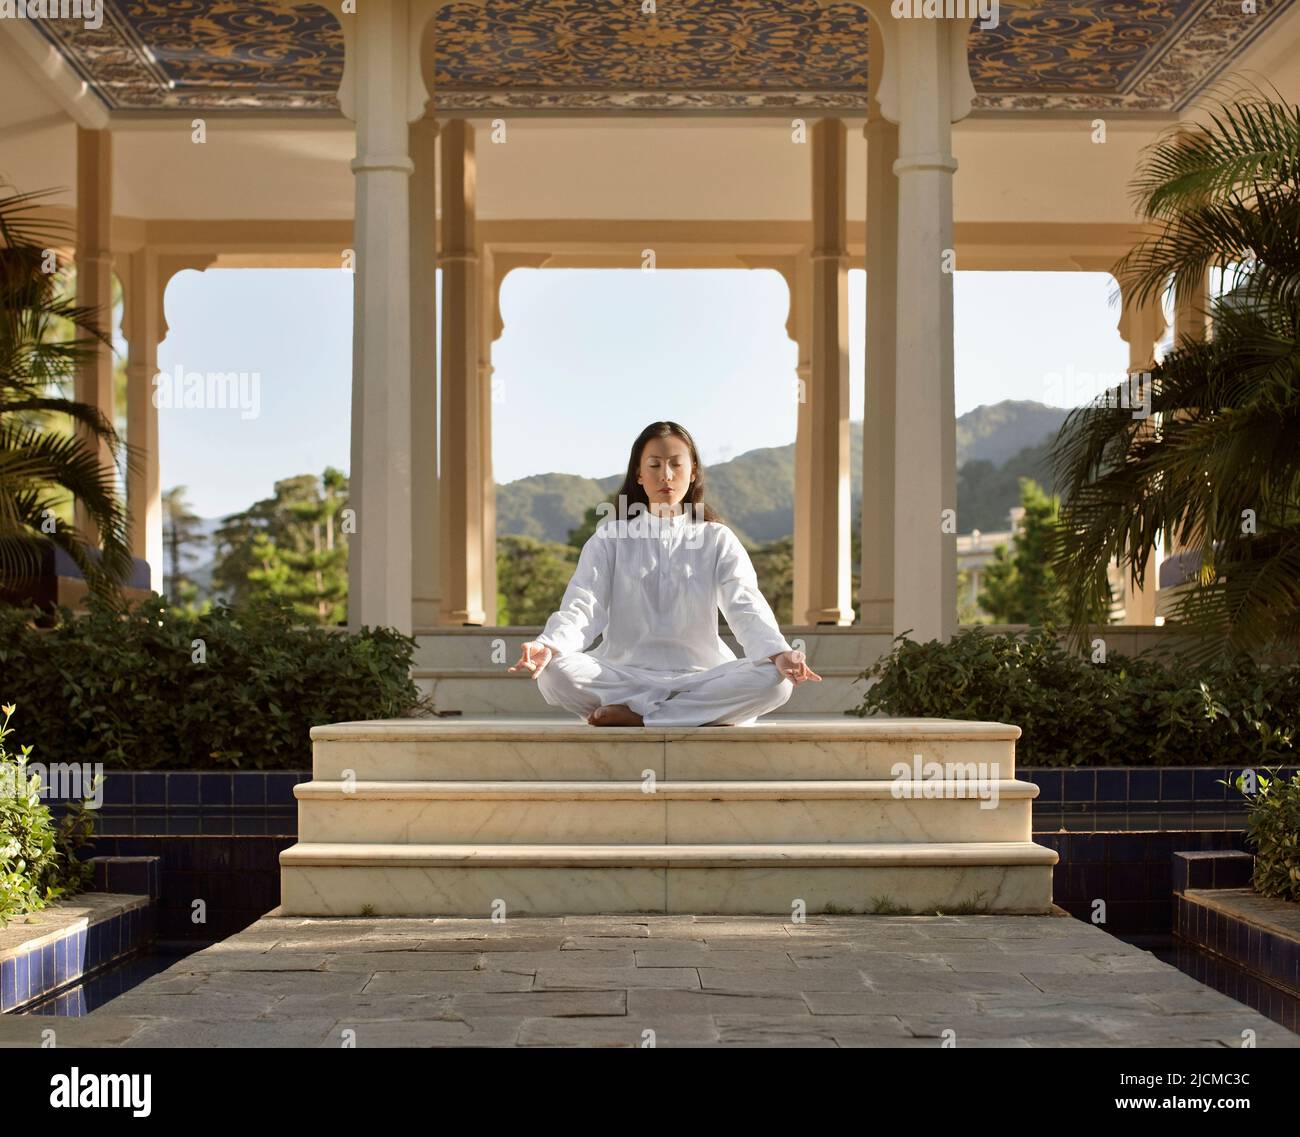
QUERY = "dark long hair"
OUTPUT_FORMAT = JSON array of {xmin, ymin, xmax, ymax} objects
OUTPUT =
[{"xmin": 612, "ymin": 421, "xmax": 723, "ymax": 524}]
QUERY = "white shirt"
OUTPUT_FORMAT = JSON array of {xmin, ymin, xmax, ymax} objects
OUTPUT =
[{"xmin": 536, "ymin": 510, "xmax": 792, "ymax": 673}]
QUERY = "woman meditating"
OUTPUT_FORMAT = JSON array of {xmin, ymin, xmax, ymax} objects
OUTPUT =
[{"xmin": 508, "ymin": 421, "xmax": 821, "ymax": 727}]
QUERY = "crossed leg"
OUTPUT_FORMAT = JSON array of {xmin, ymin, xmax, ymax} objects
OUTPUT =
[{"xmin": 535, "ymin": 652, "xmax": 793, "ymax": 727}]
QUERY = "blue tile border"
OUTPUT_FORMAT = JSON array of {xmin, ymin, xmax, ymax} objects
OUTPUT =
[
  {"xmin": 1160, "ymin": 769, "xmax": 1195, "ymax": 802},
  {"xmin": 1172, "ymin": 850, "xmax": 1253, "ymax": 892},
  {"xmin": 1023, "ymin": 765, "xmax": 1297, "ymax": 808},
  {"xmin": 1037, "ymin": 829, "xmax": 1253, "ymax": 933},
  {"xmin": 46, "ymin": 771, "xmax": 310, "ymax": 837},
  {"xmin": 81, "ymin": 835, "xmax": 293, "ymax": 941},
  {"xmin": 200, "ymin": 773, "xmax": 233, "ymax": 806},
  {"xmin": 0, "ymin": 890, "xmax": 155, "ymax": 1014},
  {"xmin": 135, "ymin": 776, "xmax": 165, "ymax": 805},
  {"xmin": 54, "ymin": 765, "xmax": 1291, "ymax": 840},
  {"xmin": 1176, "ymin": 891, "xmax": 1300, "ymax": 996},
  {"xmin": 167, "ymin": 773, "xmax": 199, "ymax": 806},
  {"xmin": 89, "ymin": 856, "xmax": 161, "ymax": 899}
]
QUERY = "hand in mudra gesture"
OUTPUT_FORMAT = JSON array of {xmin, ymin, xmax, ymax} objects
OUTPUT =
[
  {"xmin": 769, "ymin": 649, "xmax": 822, "ymax": 684},
  {"xmin": 508, "ymin": 640, "xmax": 553, "ymax": 679}
]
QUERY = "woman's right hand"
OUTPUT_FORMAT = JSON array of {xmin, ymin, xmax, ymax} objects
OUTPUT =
[{"xmin": 508, "ymin": 640, "xmax": 553, "ymax": 679}]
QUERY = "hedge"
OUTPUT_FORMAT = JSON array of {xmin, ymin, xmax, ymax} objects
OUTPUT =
[
  {"xmin": 0, "ymin": 596, "xmax": 424, "ymax": 770},
  {"xmin": 853, "ymin": 627, "xmax": 1299, "ymax": 768}
]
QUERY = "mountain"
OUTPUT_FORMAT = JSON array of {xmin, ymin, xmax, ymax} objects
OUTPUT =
[
  {"xmin": 956, "ymin": 400, "xmax": 1069, "ymax": 468},
  {"xmin": 957, "ymin": 439, "xmax": 1056, "ymax": 532},
  {"xmin": 178, "ymin": 401, "xmax": 1070, "ymax": 597},
  {"xmin": 493, "ymin": 473, "xmax": 616, "ymax": 543},
  {"xmin": 498, "ymin": 400, "xmax": 1065, "ymax": 544}
]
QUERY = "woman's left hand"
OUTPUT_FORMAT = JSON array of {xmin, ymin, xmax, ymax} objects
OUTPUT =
[{"xmin": 769, "ymin": 649, "xmax": 822, "ymax": 684}]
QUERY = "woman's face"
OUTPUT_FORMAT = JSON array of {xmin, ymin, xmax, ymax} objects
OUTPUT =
[{"xmin": 636, "ymin": 435, "xmax": 694, "ymax": 513}]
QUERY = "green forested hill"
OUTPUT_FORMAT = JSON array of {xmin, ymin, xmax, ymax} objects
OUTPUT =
[{"xmin": 497, "ymin": 400, "xmax": 1070, "ymax": 544}]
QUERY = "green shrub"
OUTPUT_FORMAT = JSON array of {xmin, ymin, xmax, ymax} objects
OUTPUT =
[
  {"xmin": 854, "ymin": 628, "xmax": 1300, "ymax": 768},
  {"xmin": 0, "ymin": 704, "xmax": 96, "ymax": 926},
  {"xmin": 0, "ymin": 595, "xmax": 425, "ymax": 770},
  {"xmin": 1227, "ymin": 769, "xmax": 1300, "ymax": 902}
]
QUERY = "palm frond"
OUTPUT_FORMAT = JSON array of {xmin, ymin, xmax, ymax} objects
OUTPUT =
[{"xmin": 0, "ymin": 186, "xmax": 75, "ymax": 251}]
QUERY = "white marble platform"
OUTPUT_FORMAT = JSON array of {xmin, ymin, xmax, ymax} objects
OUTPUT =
[
  {"xmin": 280, "ymin": 842, "xmax": 1056, "ymax": 915},
  {"xmin": 293, "ymin": 779, "xmax": 1037, "ymax": 843},
  {"xmin": 280, "ymin": 715, "xmax": 1056, "ymax": 918},
  {"xmin": 309, "ymin": 716, "xmax": 1021, "ymax": 780}
]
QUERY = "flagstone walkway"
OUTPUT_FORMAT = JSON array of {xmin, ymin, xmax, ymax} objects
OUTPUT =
[{"xmin": 2, "ymin": 910, "xmax": 1296, "ymax": 1047}]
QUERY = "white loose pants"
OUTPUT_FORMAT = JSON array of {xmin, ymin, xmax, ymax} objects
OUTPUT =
[{"xmin": 534, "ymin": 651, "xmax": 794, "ymax": 727}]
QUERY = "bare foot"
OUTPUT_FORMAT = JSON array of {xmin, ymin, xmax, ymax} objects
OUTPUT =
[{"xmin": 588, "ymin": 704, "xmax": 644, "ymax": 727}]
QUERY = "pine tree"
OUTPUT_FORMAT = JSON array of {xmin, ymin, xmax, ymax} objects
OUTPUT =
[
  {"xmin": 978, "ymin": 478, "xmax": 1072, "ymax": 626},
  {"xmin": 161, "ymin": 486, "xmax": 205, "ymax": 604},
  {"xmin": 213, "ymin": 468, "xmax": 349, "ymax": 624}
]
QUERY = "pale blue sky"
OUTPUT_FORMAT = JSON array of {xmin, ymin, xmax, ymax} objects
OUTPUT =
[{"xmin": 137, "ymin": 267, "xmax": 1131, "ymax": 518}]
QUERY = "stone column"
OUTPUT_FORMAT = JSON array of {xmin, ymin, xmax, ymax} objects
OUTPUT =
[
  {"xmin": 1172, "ymin": 127, "xmax": 1212, "ymax": 349},
  {"xmin": 1118, "ymin": 291, "xmax": 1167, "ymax": 375},
  {"xmin": 343, "ymin": 0, "xmax": 426, "ymax": 633},
  {"xmin": 1164, "ymin": 265, "xmax": 1210, "ymax": 589},
  {"xmin": 479, "ymin": 240, "xmax": 497, "ymax": 625},
  {"xmin": 1174, "ymin": 268, "xmax": 1210, "ymax": 345},
  {"xmin": 410, "ymin": 114, "xmax": 441, "ymax": 629},
  {"xmin": 791, "ymin": 252, "xmax": 813, "ymax": 628},
  {"xmin": 1150, "ymin": 132, "xmax": 1212, "ymax": 614},
  {"xmin": 74, "ymin": 127, "xmax": 115, "ymax": 540},
  {"xmin": 123, "ymin": 248, "xmax": 163, "ymax": 593},
  {"xmin": 439, "ymin": 118, "xmax": 486, "ymax": 625},
  {"xmin": 860, "ymin": 26, "xmax": 899, "ymax": 631},
  {"xmin": 870, "ymin": 9, "xmax": 974, "ymax": 643},
  {"xmin": 481, "ymin": 251, "xmax": 547, "ymax": 625},
  {"xmin": 1115, "ymin": 289, "xmax": 1169, "ymax": 624},
  {"xmin": 806, "ymin": 118, "xmax": 853, "ymax": 625}
]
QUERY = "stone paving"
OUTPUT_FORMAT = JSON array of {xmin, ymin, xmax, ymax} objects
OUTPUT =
[{"xmin": 2, "ymin": 908, "xmax": 1297, "ymax": 1047}]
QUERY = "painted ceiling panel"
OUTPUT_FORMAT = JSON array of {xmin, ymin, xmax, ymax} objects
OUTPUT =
[{"xmin": 26, "ymin": 0, "xmax": 1293, "ymax": 112}]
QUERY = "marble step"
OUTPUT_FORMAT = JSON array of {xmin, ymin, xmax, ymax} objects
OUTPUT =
[
  {"xmin": 294, "ymin": 779, "xmax": 1037, "ymax": 844},
  {"xmin": 412, "ymin": 667, "xmax": 868, "ymax": 715},
  {"xmin": 310, "ymin": 717, "xmax": 1021, "ymax": 781},
  {"xmin": 279, "ymin": 841, "xmax": 1058, "ymax": 916}
]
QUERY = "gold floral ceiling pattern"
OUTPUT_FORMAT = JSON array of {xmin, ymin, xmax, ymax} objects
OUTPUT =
[{"xmin": 29, "ymin": 0, "xmax": 1295, "ymax": 113}]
